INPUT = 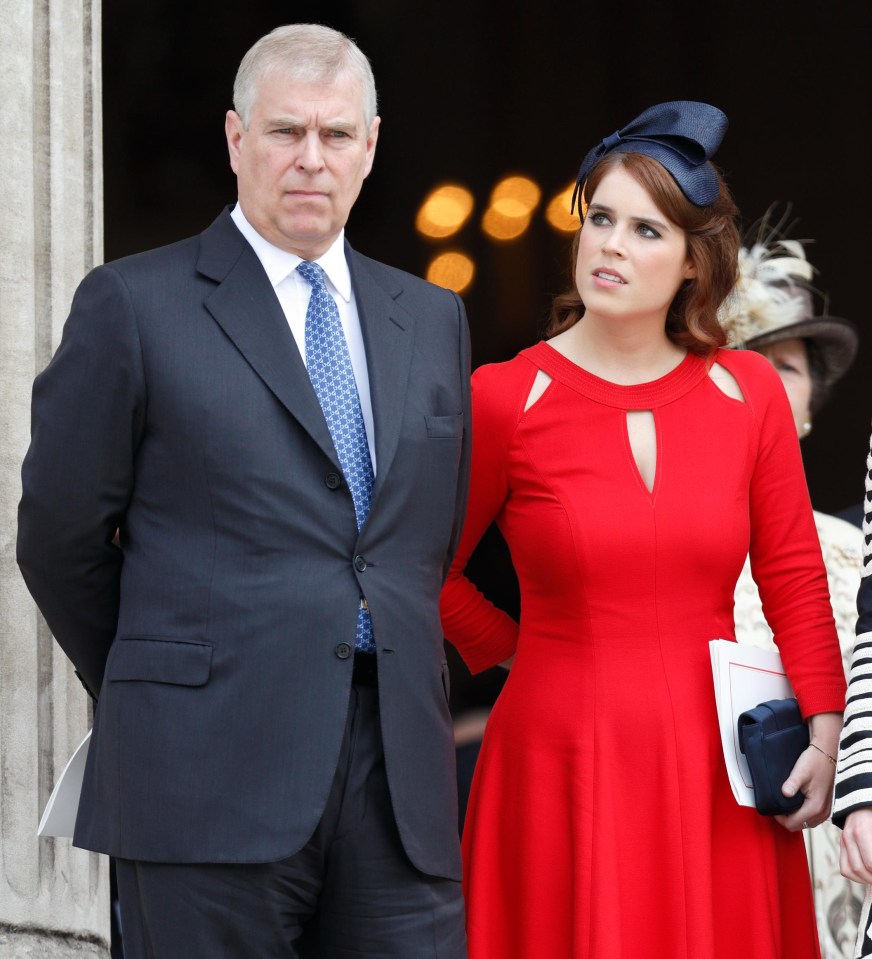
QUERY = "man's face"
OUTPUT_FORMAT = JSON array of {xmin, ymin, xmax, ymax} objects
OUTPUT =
[{"xmin": 225, "ymin": 69, "xmax": 379, "ymax": 259}]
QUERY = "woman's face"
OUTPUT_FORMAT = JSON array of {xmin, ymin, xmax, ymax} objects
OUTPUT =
[
  {"xmin": 756, "ymin": 338, "xmax": 813, "ymax": 437},
  {"xmin": 574, "ymin": 167, "xmax": 696, "ymax": 326}
]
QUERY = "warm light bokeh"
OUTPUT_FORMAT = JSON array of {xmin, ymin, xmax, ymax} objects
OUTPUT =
[
  {"xmin": 545, "ymin": 182, "xmax": 579, "ymax": 234},
  {"xmin": 482, "ymin": 175, "xmax": 542, "ymax": 242},
  {"xmin": 481, "ymin": 207, "xmax": 531, "ymax": 241},
  {"xmin": 426, "ymin": 251, "xmax": 476, "ymax": 294},
  {"xmin": 415, "ymin": 184, "xmax": 475, "ymax": 239},
  {"xmin": 416, "ymin": 174, "xmax": 577, "ymax": 246}
]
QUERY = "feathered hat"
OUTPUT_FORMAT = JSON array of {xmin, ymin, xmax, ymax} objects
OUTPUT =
[{"xmin": 717, "ymin": 211, "xmax": 858, "ymax": 394}]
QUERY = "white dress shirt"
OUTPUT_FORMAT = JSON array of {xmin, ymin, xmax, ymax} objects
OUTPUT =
[{"xmin": 230, "ymin": 203, "xmax": 377, "ymax": 473}]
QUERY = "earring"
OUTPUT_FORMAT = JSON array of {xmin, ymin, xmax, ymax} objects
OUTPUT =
[{"xmin": 800, "ymin": 420, "xmax": 813, "ymax": 438}]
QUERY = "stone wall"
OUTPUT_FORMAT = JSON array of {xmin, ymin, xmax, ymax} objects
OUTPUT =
[{"xmin": 0, "ymin": 0, "xmax": 108, "ymax": 954}]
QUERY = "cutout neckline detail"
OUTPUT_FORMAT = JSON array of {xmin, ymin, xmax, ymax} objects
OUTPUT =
[{"xmin": 521, "ymin": 341, "xmax": 709, "ymax": 411}]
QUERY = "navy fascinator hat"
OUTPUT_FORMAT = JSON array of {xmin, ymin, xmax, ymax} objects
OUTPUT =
[{"xmin": 571, "ymin": 101, "xmax": 729, "ymax": 215}]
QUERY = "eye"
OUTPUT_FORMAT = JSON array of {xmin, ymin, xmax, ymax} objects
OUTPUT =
[
  {"xmin": 590, "ymin": 212, "xmax": 610, "ymax": 226},
  {"xmin": 773, "ymin": 360, "xmax": 799, "ymax": 374},
  {"xmin": 636, "ymin": 222, "xmax": 661, "ymax": 239}
]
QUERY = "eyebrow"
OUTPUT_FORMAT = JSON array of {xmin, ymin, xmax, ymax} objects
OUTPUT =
[
  {"xmin": 264, "ymin": 115, "xmax": 360, "ymax": 134},
  {"xmin": 588, "ymin": 203, "xmax": 670, "ymax": 231}
]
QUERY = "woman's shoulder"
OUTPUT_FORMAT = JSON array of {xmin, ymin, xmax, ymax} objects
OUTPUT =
[
  {"xmin": 472, "ymin": 350, "xmax": 542, "ymax": 399},
  {"xmin": 713, "ymin": 346, "xmax": 779, "ymax": 380},
  {"xmin": 471, "ymin": 350, "xmax": 541, "ymax": 429},
  {"xmin": 473, "ymin": 349, "xmax": 539, "ymax": 382},
  {"xmin": 711, "ymin": 347, "xmax": 787, "ymax": 405}
]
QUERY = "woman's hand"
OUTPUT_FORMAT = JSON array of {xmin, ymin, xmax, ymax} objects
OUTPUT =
[
  {"xmin": 841, "ymin": 808, "xmax": 872, "ymax": 882},
  {"xmin": 774, "ymin": 710, "xmax": 841, "ymax": 832}
]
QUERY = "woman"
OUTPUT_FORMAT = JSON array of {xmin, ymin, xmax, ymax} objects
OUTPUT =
[
  {"xmin": 720, "ymin": 221, "xmax": 863, "ymax": 957},
  {"xmin": 440, "ymin": 102, "xmax": 846, "ymax": 958},
  {"xmin": 834, "ymin": 437, "xmax": 872, "ymax": 957}
]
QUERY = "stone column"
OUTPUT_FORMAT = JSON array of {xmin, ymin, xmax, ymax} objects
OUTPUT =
[{"xmin": 0, "ymin": 0, "xmax": 108, "ymax": 955}]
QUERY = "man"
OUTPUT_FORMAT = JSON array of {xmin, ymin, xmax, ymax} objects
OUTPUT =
[{"xmin": 17, "ymin": 24, "xmax": 470, "ymax": 958}]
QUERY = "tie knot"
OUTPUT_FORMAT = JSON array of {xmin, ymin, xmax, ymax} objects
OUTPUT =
[{"xmin": 297, "ymin": 260, "xmax": 326, "ymax": 288}]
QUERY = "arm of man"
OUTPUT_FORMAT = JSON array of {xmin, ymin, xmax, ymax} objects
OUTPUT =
[
  {"xmin": 442, "ymin": 290, "xmax": 472, "ymax": 581},
  {"xmin": 17, "ymin": 264, "xmax": 147, "ymax": 699}
]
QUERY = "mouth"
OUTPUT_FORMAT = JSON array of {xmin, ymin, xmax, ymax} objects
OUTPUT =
[
  {"xmin": 285, "ymin": 190, "xmax": 328, "ymax": 199},
  {"xmin": 592, "ymin": 269, "xmax": 627, "ymax": 285}
]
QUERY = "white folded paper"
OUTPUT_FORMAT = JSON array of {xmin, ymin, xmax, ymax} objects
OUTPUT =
[
  {"xmin": 709, "ymin": 639, "xmax": 795, "ymax": 808},
  {"xmin": 38, "ymin": 730, "xmax": 91, "ymax": 838}
]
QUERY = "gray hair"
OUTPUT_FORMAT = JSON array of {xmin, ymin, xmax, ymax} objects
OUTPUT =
[{"xmin": 233, "ymin": 23, "xmax": 378, "ymax": 129}]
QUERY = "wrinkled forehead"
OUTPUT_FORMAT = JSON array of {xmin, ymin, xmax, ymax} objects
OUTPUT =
[{"xmin": 253, "ymin": 64, "xmax": 368, "ymax": 117}]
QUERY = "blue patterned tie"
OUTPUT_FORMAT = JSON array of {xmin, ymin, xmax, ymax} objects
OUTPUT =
[{"xmin": 297, "ymin": 260, "xmax": 375, "ymax": 654}]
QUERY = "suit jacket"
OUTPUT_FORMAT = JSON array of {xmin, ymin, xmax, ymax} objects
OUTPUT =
[{"xmin": 17, "ymin": 208, "xmax": 471, "ymax": 878}]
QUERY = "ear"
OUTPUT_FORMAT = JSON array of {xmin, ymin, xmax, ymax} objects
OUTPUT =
[
  {"xmin": 225, "ymin": 110, "xmax": 245, "ymax": 174},
  {"xmin": 362, "ymin": 116, "xmax": 381, "ymax": 179},
  {"xmin": 683, "ymin": 258, "xmax": 697, "ymax": 280}
]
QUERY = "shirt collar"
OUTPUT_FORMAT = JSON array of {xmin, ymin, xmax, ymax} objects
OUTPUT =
[{"xmin": 230, "ymin": 203, "xmax": 351, "ymax": 303}]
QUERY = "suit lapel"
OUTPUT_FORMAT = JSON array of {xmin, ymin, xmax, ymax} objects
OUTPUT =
[
  {"xmin": 348, "ymin": 246, "xmax": 414, "ymax": 502},
  {"xmin": 198, "ymin": 211, "xmax": 340, "ymax": 470}
]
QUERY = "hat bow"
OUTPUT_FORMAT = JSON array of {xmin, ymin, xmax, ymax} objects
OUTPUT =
[{"xmin": 572, "ymin": 101, "xmax": 728, "ymax": 213}]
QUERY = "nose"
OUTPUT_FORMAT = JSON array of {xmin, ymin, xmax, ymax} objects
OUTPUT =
[
  {"xmin": 296, "ymin": 131, "xmax": 325, "ymax": 173},
  {"xmin": 600, "ymin": 223, "xmax": 627, "ymax": 257}
]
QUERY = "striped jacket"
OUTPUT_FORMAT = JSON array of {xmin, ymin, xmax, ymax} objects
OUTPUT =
[{"xmin": 832, "ymin": 428, "xmax": 872, "ymax": 957}]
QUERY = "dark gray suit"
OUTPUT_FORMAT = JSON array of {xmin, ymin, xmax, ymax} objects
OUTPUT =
[{"xmin": 17, "ymin": 208, "xmax": 471, "ymax": 886}]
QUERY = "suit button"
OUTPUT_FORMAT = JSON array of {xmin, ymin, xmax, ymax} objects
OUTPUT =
[
  {"xmin": 353, "ymin": 555, "xmax": 367, "ymax": 572},
  {"xmin": 335, "ymin": 643, "xmax": 352, "ymax": 660},
  {"xmin": 325, "ymin": 472, "xmax": 342, "ymax": 490}
]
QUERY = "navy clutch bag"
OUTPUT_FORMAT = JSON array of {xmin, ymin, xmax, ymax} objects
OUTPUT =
[{"xmin": 737, "ymin": 698, "xmax": 808, "ymax": 815}]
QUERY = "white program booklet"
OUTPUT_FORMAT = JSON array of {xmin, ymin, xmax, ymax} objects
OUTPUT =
[
  {"xmin": 38, "ymin": 730, "xmax": 91, "ymax": 838},
  {"xmin": 709, "ymin": 639, "xmax": 795, "ymax": 808}
]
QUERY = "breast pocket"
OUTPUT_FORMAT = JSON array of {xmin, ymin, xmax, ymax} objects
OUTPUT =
[{"xmin": 425, "ymin": 413, "xmax": 463, "ymax": 439}]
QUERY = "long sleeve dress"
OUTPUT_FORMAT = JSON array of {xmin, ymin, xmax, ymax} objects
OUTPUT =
[
  {"xmin": 832, "ymin": 428, "xmax": 872, "ymax": 958},
  {"xmin": 441, "ymin": 342, "xmax": 846, "ymax": 959}
]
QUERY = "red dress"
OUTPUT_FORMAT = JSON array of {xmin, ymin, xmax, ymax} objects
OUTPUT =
[{"xmin": 441, "ymin": 343, "xmax": 846, "ymax": 959}]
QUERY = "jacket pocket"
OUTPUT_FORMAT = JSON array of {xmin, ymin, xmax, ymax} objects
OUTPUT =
[
  {"xmin": 107, "ymin": 637, "xmax": 213, "ymax": 686},
  {"xmin": 425, "ymin": 413, "xmax": 463, "ymax": 438}
]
